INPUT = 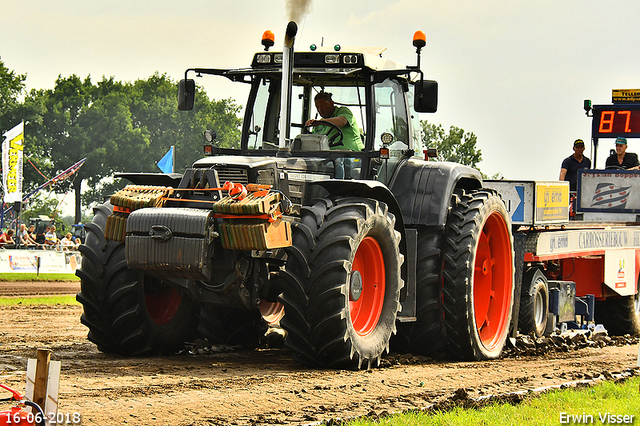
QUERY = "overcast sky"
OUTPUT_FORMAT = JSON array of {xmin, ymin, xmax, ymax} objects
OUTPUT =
[{"xmin": 2, "ymin": 0, "xmax": 640, "ymax": 181}]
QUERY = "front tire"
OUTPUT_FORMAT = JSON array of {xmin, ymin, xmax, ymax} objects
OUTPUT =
[
  {"xmin": 277, "ymin": 197, "xmax": 403, "ymax": 369},
  {"xmin": 76, "ymin": 202, "xmax": 197, "ymax": 355},
  {"xmin": 442, "ymin": 189, "xmax": 515, "ymax": 360}
]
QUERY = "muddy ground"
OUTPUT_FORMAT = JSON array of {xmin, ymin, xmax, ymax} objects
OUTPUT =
[
  {"xmin": 0, "ymin": 280, "xmax": 81, "ymax": 297},
  {"xmin": 0, "ymin": 282, "xmax": 638, "ymax": 425}
]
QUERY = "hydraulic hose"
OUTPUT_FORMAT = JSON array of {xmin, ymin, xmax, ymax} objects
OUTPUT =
[{"xmin": 23, "ymin": 401, "xmax": 46, "ymax": 426}]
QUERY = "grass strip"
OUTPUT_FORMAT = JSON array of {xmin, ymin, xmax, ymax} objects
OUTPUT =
[
  {"xmin": 0, "ymin": 273, "xmax": 79, "ymax": 282},
  {"xmin": 348, "ymin": 375, "xmax": 640, "ymax": 425},
  {"xmin": 0, "ymin": 295, "xmax": 79, "ymax": 306}
]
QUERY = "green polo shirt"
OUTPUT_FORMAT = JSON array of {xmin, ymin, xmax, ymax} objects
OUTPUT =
[{"xmin": 313, "ymin": 106, "xmax": 363, "ymax": 151}]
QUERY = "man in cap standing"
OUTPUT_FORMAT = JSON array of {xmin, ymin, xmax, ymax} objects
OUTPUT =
[
  {"xmin": 605, "ymin": 137, "xmax": 640, "ymax": 170},
  {"xmin": 560, "ymin": 139, "xmax": 591, "ymax": 191}
]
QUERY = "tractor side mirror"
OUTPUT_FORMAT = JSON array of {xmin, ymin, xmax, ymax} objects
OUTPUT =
[
  {"xmin": 414, "ymin": 80, "xmax": 438, "ymax": 113},
  {"xmin": 178, "ymin": 79, "xmax": 195, "ymax": 111}
]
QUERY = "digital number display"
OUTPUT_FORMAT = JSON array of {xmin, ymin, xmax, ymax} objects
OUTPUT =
[{"xmin": 593, "ymin": 106, "xmax": 640, "ymax": 138}]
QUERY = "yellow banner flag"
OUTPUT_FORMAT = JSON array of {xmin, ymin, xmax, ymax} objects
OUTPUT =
[{"xmin": 2, "ymin": 121, "xmax": 24, "ymax": 204}]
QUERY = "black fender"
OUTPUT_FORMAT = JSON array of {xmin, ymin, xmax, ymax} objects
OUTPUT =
[
  {"xmin": 313, "ymin": 179, "xmax": 405, "ymax": 232},
  {"xmin": 115, "ymin": 172, "xmax": 183, "ymax": 187},
  {"xmin": 388, "ymin": 159, "xmax": 483, "ymax": 227}
]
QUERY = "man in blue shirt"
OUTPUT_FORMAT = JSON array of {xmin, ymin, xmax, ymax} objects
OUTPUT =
[
  {"xmin": 305, "ymin": 92, "xmax": 363, "ymax": 152},
  {"xmin": 559, "ymin": 139, "xmax": 591, "ymax": 191}
]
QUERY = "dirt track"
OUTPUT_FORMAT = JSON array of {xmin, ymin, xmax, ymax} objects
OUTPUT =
[
  {"xmin": 0, "ymin": 282, "xmax": 639, "ymax": 425},
  {"xmin": 0, "ymin": 280, "xmax": 81, "ymax": 297}
]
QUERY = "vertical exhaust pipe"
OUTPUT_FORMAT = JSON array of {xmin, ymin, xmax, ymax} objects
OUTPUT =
[{"xmin": 278, "ymin": 21, "xmax": 298, "ymax": 153}]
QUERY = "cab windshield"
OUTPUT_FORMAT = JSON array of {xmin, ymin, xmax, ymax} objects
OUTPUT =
[
  {"xmin": 243, "ymin": 74, "xmax": 415, "ymax": 183},
  {"xmin": 246, "ymin": 76, "xmax": 368, "ymax": 152}
]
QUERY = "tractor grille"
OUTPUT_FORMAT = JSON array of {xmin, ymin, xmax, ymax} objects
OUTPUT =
[{"xmin": 214, "ymin": 167, "xmax": 249, "ymax": 186}]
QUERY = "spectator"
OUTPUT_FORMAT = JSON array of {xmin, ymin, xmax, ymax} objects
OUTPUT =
[
  {"xmin": 0, "ymin": 229, "xmax": 16, "ymax": 247},
  {"xmin": 18, "ymin": 223, "xmax": 36, "ymax": 246},
  {"xmin": 61, "ymin": 233, "xmax": 75, "ymax": 251},
  {"xmin": 44, "ymin": 225, "xmax": 59, "ymax": 248},
  {"xmin": 28, "ymin": 225, "xmax": 37, "ymax": 243}
]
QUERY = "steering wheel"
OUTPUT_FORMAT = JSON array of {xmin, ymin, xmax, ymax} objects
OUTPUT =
[{"xmin": 307, "ymin": 120, "xmax": 344, "ymax": 147}]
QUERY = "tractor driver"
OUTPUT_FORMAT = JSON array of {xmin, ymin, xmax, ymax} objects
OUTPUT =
[{"xmin": 305, "ymin": 92, "xmax": 364, "ymax": 152}]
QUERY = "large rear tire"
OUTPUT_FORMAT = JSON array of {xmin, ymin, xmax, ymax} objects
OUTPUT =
[
  {"xmin": 442, "ymin": 189, "xmax": 514, "ymax": 360},
  {"xmin": 518, "ymin": 268, "xmax": 549, "ymax": 338},
  {"xmin": 277, "ymin": 197, "xmax": 403, "ymax": 369},
  {"xmin": 76, "ymin": 202, "xmax": 197, "ymax": 355},
  {"xmin": 595, "ymin": 293, "xmax": 640, "ymax": 336},
  {"xmin": 393, "ymin": 228, "xmax": 447, "ymax": 359}
]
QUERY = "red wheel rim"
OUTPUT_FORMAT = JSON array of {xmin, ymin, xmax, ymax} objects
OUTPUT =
[
  {"xmin": 350, "ymin": 236, "xmax": 385, "ymax": 336},
  {"xmin": 473, "ymin": 211, "xmax": 512, "ymax": 351},
  {"xmin": 145, "ymin": 282, "xmax": 182, "ymax": 325}
]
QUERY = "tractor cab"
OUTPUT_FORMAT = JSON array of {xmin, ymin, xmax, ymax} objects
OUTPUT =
[
  {"xmin": 29, "ymin": 215, "xmax": 54, "ymax": 245},
  {"xmin": 179, "ymin": 28, "xmax": 437, "ymax": 190}
]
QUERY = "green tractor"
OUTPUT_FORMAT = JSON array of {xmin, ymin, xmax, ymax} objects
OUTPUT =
[{"xmin": 76, "ymin": 22, "xmax": 516, "ymax": 369}]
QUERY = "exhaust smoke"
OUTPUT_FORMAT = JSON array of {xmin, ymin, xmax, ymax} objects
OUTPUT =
[{"xmin": 285, "ymin": 0, "xmax": 312, "ymax": 24}]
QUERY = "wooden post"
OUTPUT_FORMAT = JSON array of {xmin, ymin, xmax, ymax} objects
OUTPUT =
[{"xmin": 33, "ymin": 349, "xmax": 50, "ymax": 410}]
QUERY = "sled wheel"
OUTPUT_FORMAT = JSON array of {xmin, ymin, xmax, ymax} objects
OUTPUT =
[
  {"xmin": 277, "ymin": 197, "xmax": 403, "ymax": 369},
  {"xmin": 442, "ymin": 189, "xmax": 514, "ymax": 360},
  {"xmin": 76, "ymin": 202, "xmax": 197, "ymax": 355},
  {"xmin": 393, "ymin": 228, "xmax": 447, "ymax": 359},
  {"xmin": 518, "ymin": 268, "xmax": 549, "ymax": 337},
  {"xmin": 595, "ymin": 291, "xmax": 640, "ymax": 336}
]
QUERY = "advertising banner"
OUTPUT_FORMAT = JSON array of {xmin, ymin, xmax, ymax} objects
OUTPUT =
[
  {"xmin": 2, "ymin": 121, "xmax": 24, "ymax": 204},
  {"xmin": 484, "ymin": 180, "xmax": 569, "ymax": 226},
  {"xmin": 578, "ymin": 170, "xmax": 640, "ymax": 213},
  {"xmin": 535, "ymin": 182, "xmax": 569, "ymax": 222},
  {"xmin": 535, "ymin": 227, "xmax": 640, "ymax": 257},
  {"xmin": 0, "ymin": 249, "xmax": 80, "ymax": 274}
]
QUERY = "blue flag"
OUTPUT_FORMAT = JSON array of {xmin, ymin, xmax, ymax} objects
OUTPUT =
[{"xmin": 157, "ymin": 147, "xmax": 173, "ymax": 173}]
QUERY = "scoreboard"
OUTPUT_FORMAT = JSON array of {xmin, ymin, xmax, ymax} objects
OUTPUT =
[
  {"xmin": 592, "ymin": 105, "xmax": 640, "ymax": 139},
  {"xmin": 591, "ymin": 89, "xmax": 640, "ymax": 139}
]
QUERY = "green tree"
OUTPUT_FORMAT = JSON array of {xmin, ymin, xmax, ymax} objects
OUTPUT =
[
  {"xmin": 127, "ymin": 73, "xmax": 241, "ymax": 171},
  {"xmin": 23, "ymin": 73, "xmax": 242, "ymax": 222},
  {"xmin": 420, "ymin": 120, "xmax": 482, "ymax": 168},
  {"xmin": 24, "ymin": 75, "xmax": 109, "ymax": 223},
  {"xmin": 0, "ymin": 57, "xmax": 26, "ymax": 135},
  {"xmin": 21, "ymin": 192, "xmax": 60, "ymax": 219}
]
